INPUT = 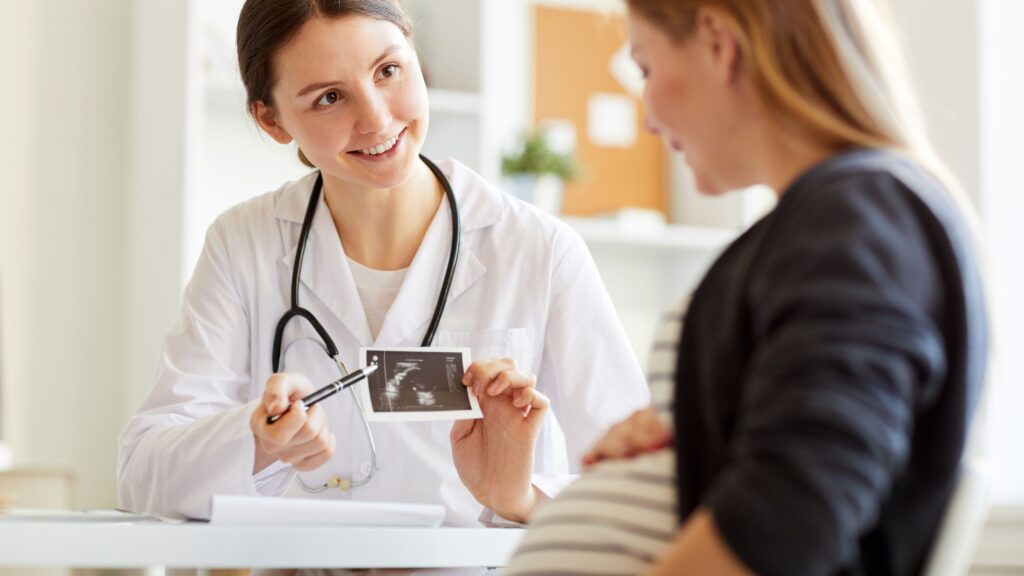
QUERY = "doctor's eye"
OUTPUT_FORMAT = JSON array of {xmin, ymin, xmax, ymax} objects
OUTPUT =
[
  {"xmin": 375, "ymin": 64, "xmax": 400, "ymax": 81},
  {"xmin": 315, "ymin": 90, "xmax": 342, "ymax": 108}
]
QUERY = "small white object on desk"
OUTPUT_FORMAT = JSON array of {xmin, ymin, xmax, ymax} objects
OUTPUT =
[{"xmin": 603, "ymin": 207, "xmax": 668, "ymax": 229}]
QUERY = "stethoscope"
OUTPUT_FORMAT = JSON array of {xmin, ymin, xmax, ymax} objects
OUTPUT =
[{"xmin": 271, "ymin": 154, "xmax": 460, "ymax": 492}]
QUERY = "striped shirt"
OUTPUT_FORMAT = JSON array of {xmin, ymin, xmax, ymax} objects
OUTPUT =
[{"xmin": 504, "ymin": 297, "xmax": 688, "ymax": 575}]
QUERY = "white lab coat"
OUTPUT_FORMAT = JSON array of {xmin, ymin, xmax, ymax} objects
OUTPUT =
[{"xmin": 117, "ymin": 159, "xmax": 649, "ymax": 524}]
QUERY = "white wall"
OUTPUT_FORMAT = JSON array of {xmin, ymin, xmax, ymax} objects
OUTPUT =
[
  {"xmin": 890, "ymin": 0, "xmax": 980, "ymax": 202},
  {"xmin": 891, "ymin": 0, "xmax": 1024, "ymax": 504},
  {"xmin": 0, "ymin": 0, "xmax": 37, "ymax": 468},
  {"xmin": 125, "ymin": 0, "xmax": 196, "ymax": 418},
  {"xmin": 0, "ymin": 0, "xmax": 133, "ymax": 507},
  {"xmin": 979, "ymin": 0, "xmax": 1024, "ymax": 504},
  {"xmin": 190, "ymin": 90, "xmax": 309, "ymax": 278}
]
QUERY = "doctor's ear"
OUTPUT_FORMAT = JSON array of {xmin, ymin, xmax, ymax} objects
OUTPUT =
[{"xmin": 252, "ymin": 101, "xmax": 293, "ymax": 144}]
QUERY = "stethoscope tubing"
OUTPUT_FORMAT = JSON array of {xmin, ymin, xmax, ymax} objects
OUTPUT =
[
  {"xmin": 266, "ymin": 154, "xmax": 460, "ymax": 491},
  {"xmin": 271, "ymin": 154, "xmax": 460, "ymax": 372}
]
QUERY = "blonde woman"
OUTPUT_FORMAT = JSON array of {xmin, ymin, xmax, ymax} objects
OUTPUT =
[{"xmin": 494, "ymin": 1, "xmax": 988, "ymax": 574}]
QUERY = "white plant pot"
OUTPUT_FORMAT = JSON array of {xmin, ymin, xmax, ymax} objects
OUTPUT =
[{"xmin": 505, "ymin": 174, "xmax": 564, "ymax": 214}]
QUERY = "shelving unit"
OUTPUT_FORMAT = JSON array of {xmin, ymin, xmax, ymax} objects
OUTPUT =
[
  {"xmin": 425, "ymin": 89, "xmax": 483, "ymax": 115},
  {"xmin": 562, "ymin": 216, "xmax": 737, "ymax": 252},
  {"xmin": 401, "ymin": 0, "xmax": 529, "ymax": 184}
]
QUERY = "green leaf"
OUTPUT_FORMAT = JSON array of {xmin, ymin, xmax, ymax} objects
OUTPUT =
[{"xmin": 501, "ymin": 130, "xmax": 576, "ymax": 180}]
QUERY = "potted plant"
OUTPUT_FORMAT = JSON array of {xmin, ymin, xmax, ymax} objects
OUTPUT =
[{"xmin": 501, "ymin": 129, "xmax": 576, "ymax": 214}]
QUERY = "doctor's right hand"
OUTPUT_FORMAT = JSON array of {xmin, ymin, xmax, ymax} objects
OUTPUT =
[{"xmin": 250, "ymin": 373, "xmax": 336, "ymax": 475}]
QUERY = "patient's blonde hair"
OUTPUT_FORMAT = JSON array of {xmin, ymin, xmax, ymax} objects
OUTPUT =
[
  {"xmin": 629, "ymin": 0, "xmax": 992, "ymax": 354},
  {"xmin": 627, "ymin": 0, "xmax": 931, "ymax": 154},
  {"xmin": 629, "ymin": 0, "xmax": 981, "ymax": 247}
]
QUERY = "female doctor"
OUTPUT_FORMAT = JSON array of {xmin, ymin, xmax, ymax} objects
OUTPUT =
[{"xmin": 116, "ymin": 0, "xmax": 649, "ymax": 524}]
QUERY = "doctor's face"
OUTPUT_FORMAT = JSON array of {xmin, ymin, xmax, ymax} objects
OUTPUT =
[{"xmin": 259, "ymin": 15, "xmax": 429, "ymax": 191}]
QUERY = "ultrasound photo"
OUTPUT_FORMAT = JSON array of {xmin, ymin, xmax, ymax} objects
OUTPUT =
[{"xmin": 359, "ymin": 347, "xmax": 482, "ymax": 421}]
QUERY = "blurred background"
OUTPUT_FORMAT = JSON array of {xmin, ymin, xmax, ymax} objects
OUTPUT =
[{"xmin": 0, "ymin": 0, "xmax": 1021, "ymax": 570}]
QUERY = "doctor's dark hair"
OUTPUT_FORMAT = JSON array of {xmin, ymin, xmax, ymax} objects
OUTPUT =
[{"xmin": 236, "ymin": 0, "xmax": 414, "ymax": 167}]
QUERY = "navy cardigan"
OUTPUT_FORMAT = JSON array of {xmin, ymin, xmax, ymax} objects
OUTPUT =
[{"xmin": 674, "ymin": 149, "xmax": 988, "ymax": 576}]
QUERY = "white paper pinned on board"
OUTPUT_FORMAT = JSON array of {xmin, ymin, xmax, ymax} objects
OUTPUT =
[{"xmin": 587, "ymin": 92, "xmax": 638, "ymax": 148}]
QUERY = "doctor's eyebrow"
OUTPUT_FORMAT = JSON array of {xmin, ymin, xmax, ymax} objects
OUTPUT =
[{"xmin": 295, "ymin": 44, "xmax": 405, "ymax": 98}]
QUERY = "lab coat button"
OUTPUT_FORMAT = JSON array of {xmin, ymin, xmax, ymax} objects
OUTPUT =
[{"xmin": 359, "ymin": 460, "xmax": 372, "ymax": 476}]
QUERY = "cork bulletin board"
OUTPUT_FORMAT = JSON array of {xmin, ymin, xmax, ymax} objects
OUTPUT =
[{"xmin": 533, "ymin": 6, "xmax": 668, "ymax": 216}]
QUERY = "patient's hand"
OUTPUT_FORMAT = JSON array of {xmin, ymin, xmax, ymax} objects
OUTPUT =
[
  {"xmin": 582, "ymin": 406, "xmax": 672, "ymax": 469},
  {"xmin": 451, "ymin": 358, "xmax": 549, "ymax": 523}
]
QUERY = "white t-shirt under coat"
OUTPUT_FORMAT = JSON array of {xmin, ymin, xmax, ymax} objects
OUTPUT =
[{"xmin": 347, "ymin": 256, "xmax": 408, "ymax": 341}]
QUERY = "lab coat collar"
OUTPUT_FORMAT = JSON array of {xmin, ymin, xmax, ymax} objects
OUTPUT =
[
  {"xmin": 372, "ymin": 191, "xmax": 486, "ymax": 346},
  {"xmin": 277, "ymin": 187, "xmax": 374, "ymax": 345},
  {"xmin": 274, "ymin": 158, "xmax": 501, "ymax": 346},
  {"xmin": 271, "ymin": 170, "xmax": 320, "ymax": 224}
]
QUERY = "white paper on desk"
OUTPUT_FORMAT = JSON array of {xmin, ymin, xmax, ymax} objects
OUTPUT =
[{"xmin": 209, "ymin": 495, "xmax": 446, "ymax": 527}]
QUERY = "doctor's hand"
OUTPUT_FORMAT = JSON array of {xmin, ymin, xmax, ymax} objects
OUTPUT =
[
  {"xmin": 581, "ymin": 406, "xmax": 672, "ymax": 469},
  {"xmin": 452, "ymin": 358, "xmax": 550, "ymax": 523},
  {"xmin": 250, "ymin": 373, "xmax": 336, "ymax": 475}
]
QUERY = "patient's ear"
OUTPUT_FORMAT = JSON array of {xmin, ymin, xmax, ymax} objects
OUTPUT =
[
  {"xmin": 252, "ymin": 101, "xmax": 293, "ymax": 144},
  {"xmin": 694, "ymin": 6, "xmax": 743, "ymax": 85}
]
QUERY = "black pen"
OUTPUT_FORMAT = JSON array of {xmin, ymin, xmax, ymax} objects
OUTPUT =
[{"xmin": 266, "ymin": 364, "xmax": 379, "ymax": 425}]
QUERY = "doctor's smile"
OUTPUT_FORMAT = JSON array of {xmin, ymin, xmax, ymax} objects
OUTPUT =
[{"xmin": 348, "ymin": 126, "xmax": 407, "ymax": 162}]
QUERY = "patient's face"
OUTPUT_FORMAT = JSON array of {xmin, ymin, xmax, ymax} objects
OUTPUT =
[{"xmin": 627, "ymin": 8, "xmax": 747, "ymax": 196}]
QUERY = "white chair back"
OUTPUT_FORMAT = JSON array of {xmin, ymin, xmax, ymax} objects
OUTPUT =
[{"xmin": 922, "ymin": 460, "xmax": 991, "ymax": 576}]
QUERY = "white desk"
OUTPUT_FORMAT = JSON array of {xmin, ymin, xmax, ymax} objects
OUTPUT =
[{"xmin": 0, "ymin": 517, "xmax": 526, "ymax": 569}]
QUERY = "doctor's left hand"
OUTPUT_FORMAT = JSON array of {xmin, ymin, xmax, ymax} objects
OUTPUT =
[{"xmin": 451, "ymin": 358, "xmax": 549, "ymax": 523}]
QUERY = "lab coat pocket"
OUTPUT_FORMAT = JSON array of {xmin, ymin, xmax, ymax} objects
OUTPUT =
[{"xmin": 433, "ymin": 327, "xmax": 535, "ymax": 370}]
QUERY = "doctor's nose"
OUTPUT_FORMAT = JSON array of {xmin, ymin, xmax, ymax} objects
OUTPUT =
[{"xmin": 353, "ymin": 90, "xmax": 392, "ymax": 135}]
